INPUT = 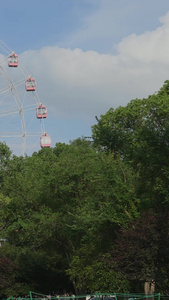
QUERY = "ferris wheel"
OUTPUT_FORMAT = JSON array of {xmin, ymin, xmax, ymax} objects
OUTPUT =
[{"xmin": 0, "ymin": 40, "xmax": 51, "ymax": 156}]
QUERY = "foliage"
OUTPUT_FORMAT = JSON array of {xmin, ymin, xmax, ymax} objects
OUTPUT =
[
  {"xmin": 92, "ymin": 80, "xmax": 169, "ymax": 210},
  {"xmin": 0, "ymin": 81, "xmax": 169, "ymax": 296},
  {"xmin": 0, "ymin": 139, "xmax": 136, "ymax": 296},
  {"xmin": 68, "ymin": 253, "xmax": 129, "ymax": 293}
]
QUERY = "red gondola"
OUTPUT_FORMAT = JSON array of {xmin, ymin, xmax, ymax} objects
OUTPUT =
[
  {"xmin": 8, "ymin": 52, "xmax": 19, "ymax": 67},
  {"xmin": 40, "ymin": 133, "xmax": 51, "ymax": 148},
  {"xmin": 36, "ymin": 104, "xmax": 47, "ymax": 119},
  {"xmin": 25, "ymin": 76, "xmax": 36, "ymax": 91}
]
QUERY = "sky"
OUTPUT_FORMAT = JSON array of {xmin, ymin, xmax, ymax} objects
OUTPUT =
[{"xmin": 1, "ymin": 0, "xmax": 169, "ymax": 155}]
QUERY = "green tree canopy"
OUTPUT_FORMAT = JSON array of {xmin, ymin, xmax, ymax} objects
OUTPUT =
[
  {"xmin": 0, "ymin": 139, "xmax": 137, "ymax": 296},
  {"xmin": 92, "ymin": 80, "xmax": 169, "ymax": 210}
]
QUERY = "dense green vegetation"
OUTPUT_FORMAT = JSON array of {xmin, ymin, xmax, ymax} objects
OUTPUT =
[{"xmin": 0, "ymin": 81, "xmax": 169, "ymax": 297}]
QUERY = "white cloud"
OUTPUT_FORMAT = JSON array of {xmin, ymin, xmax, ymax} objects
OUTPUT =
[
  {"xmin": 1, "ymin": 6, "xmax": 169, "ymax": 154},
  {"xmin": 19, "ymin": 10, "xmax": 169, "ymax": 125},
  {"xmin": 117, "ymin": 11, "xmax": 169, "ymax": 63},
  {"xmin": 63, "ymin": 0, "xmax": 168, "ymax": 54},
  {"xmin": 65, "ymin": 0, "xmax": 132, "ymax": 52}
]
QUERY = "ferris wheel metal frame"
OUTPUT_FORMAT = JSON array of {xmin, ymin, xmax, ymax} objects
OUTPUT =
[{"xmin": 0, "ymin": 40, "xmax": 48, "ymax": 156}]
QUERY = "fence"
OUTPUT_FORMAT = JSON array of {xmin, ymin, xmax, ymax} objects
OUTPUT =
[{"xmin": 7, "ymin": 291, "xmax": 164, "ymax": 300}]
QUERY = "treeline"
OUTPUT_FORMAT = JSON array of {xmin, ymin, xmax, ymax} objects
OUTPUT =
[{"xmin": 0, "ymin": 81, "xmax": 169, "ymax": 297}]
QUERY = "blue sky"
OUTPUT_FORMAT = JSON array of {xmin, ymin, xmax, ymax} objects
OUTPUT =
[
  {"xmin": 1, "ymin": 0, "xmax": 169, "ymax": 52},
  {"xmin": 1, "ymin": 0, "xmax": 169, "ymax": 155}
]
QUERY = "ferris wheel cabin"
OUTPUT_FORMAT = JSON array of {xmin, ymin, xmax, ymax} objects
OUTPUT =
[
  {"xmin": 25, "ymin": 76, "xmax": 36, "ymax": 91},
  {"xmin": 40, "ymin": 133, "xmax": 51, "ymax": 148},
  {"xmin": 8, "ymin": 52, "xmax": 19, "ymax": 67},
  {"xmin": 36, "ymin": 104, "xmax": 47, "ymax": 119}
]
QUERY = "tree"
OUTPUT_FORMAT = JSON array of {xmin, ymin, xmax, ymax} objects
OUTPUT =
[
  {"xmin": 92, "ymin": 81, "xmax": 169, "ymax": 159},
  {"xmin": 108, "ymin": 209, "xmax": 169, "ymax": 294},
  {"xmin": 92, "ymin": 80, "xmax": 169, "ymax": 210},
  {"xmin": 0, "ymin": 139, "xmax": 138, "ymax": 295},
  {"xmin": 110, "ymin": 210, "xmax": 158, "ymax": 290}
]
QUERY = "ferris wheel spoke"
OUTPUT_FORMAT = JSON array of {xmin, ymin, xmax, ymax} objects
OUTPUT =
[
  {"xmin": 26, "ymin": 132, "xmax": 43, "ymax": 136},
  {"xmin": 0, "ymin": 40, "xmax": 13, "ymax": 55},
  {"xmin": 0, "ymin": 42, "xmax": 51, "ymax": 155},
  {"xmin": 0, "ymin": 133, "xmax": 25, "ymax": 138}
]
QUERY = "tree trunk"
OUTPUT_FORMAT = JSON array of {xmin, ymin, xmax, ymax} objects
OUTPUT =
[{"xmin": 144, "ymin": 280, "xmax": 155, "ymax": 299}]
